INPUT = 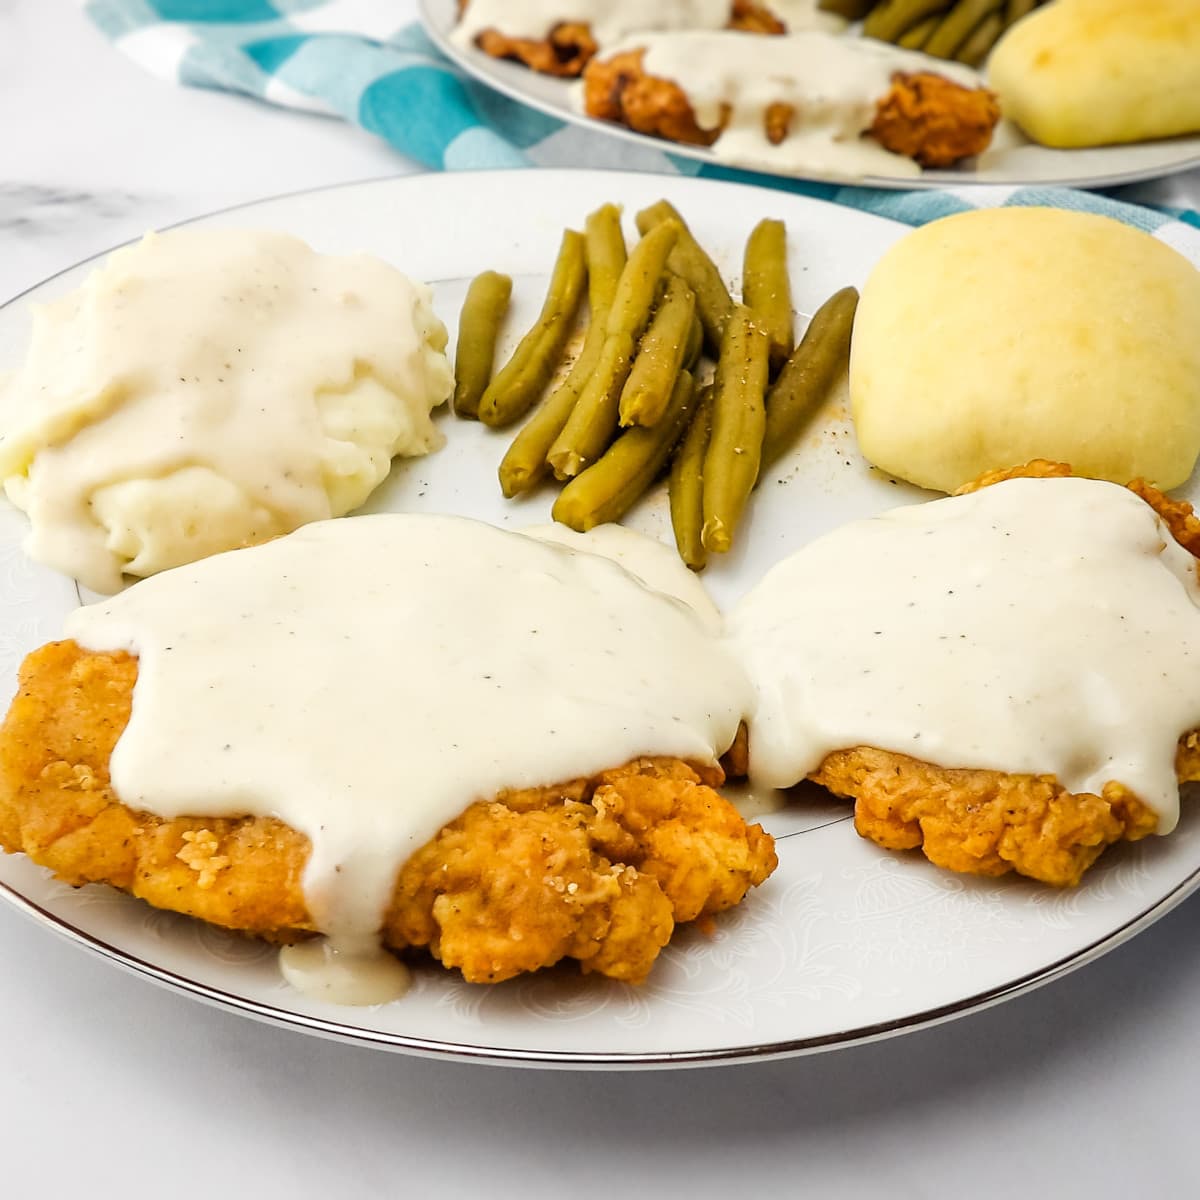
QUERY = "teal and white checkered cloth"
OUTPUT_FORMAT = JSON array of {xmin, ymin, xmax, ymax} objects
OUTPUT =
[{"xmin": 85, "ymin": 0, "xmax": 1200, "ymax": 258}]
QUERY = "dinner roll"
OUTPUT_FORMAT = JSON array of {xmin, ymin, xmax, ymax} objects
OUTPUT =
[
  {"xmin": 989, "ymin": 0, "xmax": 1200, "ymax": 148},
  {"xmin": 849, "ymin": 207, "xmax": 1200, "ymax": 493}
]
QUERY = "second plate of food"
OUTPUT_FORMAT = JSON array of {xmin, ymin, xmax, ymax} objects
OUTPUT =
[
  {"xmin": 1, "ymin": 168, "xmax": 1198, "ymax": 1068},
  {"xmin": 421, "ymin": 0, "xmax": 1200, "ymax": 190}
]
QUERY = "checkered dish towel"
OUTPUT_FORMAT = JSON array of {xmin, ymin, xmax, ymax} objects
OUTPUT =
[{"xmin": 86, "ymin": 0, "xmax": 1200, "ymax": 259}]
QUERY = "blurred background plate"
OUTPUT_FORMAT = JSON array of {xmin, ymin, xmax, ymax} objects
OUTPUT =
[{"xmin": 421, "ymin": 0, "xmax": 1200, "ymax": 191}]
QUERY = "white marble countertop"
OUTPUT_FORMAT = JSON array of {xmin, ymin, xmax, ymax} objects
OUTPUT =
[{"xmin": 1, "ymin": 4, "xmax": 1197, "ymax": 1197}]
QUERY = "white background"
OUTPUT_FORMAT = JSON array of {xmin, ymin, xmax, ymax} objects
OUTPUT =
[{"xmin": 1, "ymin": 3, "xmax": 1197, "ymax": 1195}]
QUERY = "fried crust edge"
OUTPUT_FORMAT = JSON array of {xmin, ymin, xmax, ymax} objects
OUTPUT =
[
  {"xmin": 0, "ymin": 640, "xmax": 777, "ymax": 984},
  {"xmin": 744, "ymin": 460, "xmax": 1200, "ymax": 887}
]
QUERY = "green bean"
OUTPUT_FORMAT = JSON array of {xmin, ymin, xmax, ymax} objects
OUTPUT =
[
  {"xmin": 818, "ymin": 0, "xmax": 879, "ymax": 16},
  {"xmin": 956, "ymin": 11, "xmax": 1004, "ymax": 63},
  {"xmin": 497, "ymin": 206, "xmax": 628, "ymax": 497},
  {"xmin": 683, "ymin": 312, "xmax": 703, "ymax": 371},
  {"xmin": 742, "ymin": 219, "xmax": 793, "ymax": 375},
  {"xmin": 701, "ymin": 305, "xmax": 769, "ymax": 555},
  {"xmin": 863, "ymin": 0, "xmax": 953, "ymax": 43},
  {"xmin": 1004, "ymin": 0, "xmax": 1037, "ymax": 26},
  {"xmin": 761, "ymin": 286, "xmax": 858, "ymax": 472},
  {"xmin": 478, "ymin": 229, "xmax": 586, "ymax": 428},
  {"xmin": 636, "ymin": 200, "xmax": 733, "ymax": 352},
  {"xmin": 924, "ymin": 0, "xmax": 1004, "ymax": 58},
  {"xmin": 584, "ymin": 203, "xmax": 627, "ymax": 314},
  {"xmin": 546, "ymin": 222, "xmax": 680, "ymax": 477},
  {"xmin": 546, "ymin": 331, "xmax": 635, "ymax": 479},
  {"xmin": 453, "ymin": 271, "xmax": 512, "ymax": 419},
  {"xmin": 498, "ymin": 334, "xmax": 603, "ymax": 497},
  {"xmin": 898, "ymin": 12, "xmax": 940, "ymax": 46},
  {"xmin": 553, "ymin": 370, "xmax": 696, "ymax": 532},
  {"xmin": 606, "ymin": 219, "xmax": 679, "ymax": 339},
  {"xmin": 619, "ymin": 276, "xmax": 696, "ymax": 428},
  {"xmin": 669, "ymin": 385, "xmax": 713, "ymax": 571}
]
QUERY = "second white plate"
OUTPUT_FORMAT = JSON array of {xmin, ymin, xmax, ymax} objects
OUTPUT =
[{"xmin": 420, "ymin": 0, "xmax": 1200, "ymax": 191}]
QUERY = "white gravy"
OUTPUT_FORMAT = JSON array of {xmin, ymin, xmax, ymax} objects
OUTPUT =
[
  {"xmin": 767, "ymin": 0, "xmax": 847, "ymax": 30},
  {"xmin": 730, "ymin": 477, "xmax": 1200, "ymax": 832},
  {"xmin": 522, "ymin": 522, "xmax": 723, "ymax": 632},
  {"xmin": 454, "ymin": 0, "xmax": 732, "ymax": 48},
  {"xmin": 613, "ymin": 30, "xmax": 980, "ymax": 178},
  {"xmin": 454, "ymin": 0, "xmax": 845, "ymax": 45},
  {"xmin": 66, "ymin": 514, "xmax": 751, "ymax": 1004},
  {"xmin": 0, "ymin": 229, "xmax": 452, "ymax": 594}
]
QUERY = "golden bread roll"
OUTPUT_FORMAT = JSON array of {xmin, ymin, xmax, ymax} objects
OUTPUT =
[
  {"xmin": 849, "ymin": 207, "xmax": 1200, "ymax": 493},
  {"xmin": 989, "ymin": 0, "xmax": 1200, "ymax": 147}
]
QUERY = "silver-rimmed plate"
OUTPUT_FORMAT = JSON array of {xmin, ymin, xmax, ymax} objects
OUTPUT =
[{"xmin": 1, "ymin": 169, "xmax": 1197, "ymax": 1068}]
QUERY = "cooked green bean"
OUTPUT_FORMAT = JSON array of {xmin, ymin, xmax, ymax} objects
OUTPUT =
[
  {"xmin": 497, "ymin": 206, "xmax": 627, "ymax": 497},
  {"xmin": 818, "ymin": 0, "xmax": 879, "ymax": 16},
  {"xmin": 669, "ymin": 384, "xmax": 712, "ymax": 571},
  {"xmin": 619, "ymin": 275, "xmax": 696, "ymax": 428},
  {"xmin": 898, "ymin": 12, "xmax": 940, "ymax": 46},
  {"xmin": 546, "ymin": 331, "xmax": 635, "ymax": 479},
  {"xmin": 683, "ymin": 312, "xmax": 703, "ymax": 370},
  {"xmin": 636, "ymin": 200, "xmax": 733, "ymax": 352},
  {"xmin": 478, "ymin": 228, "xmax": 587, "ymax": 428},
  {"xmin": 546, "ymin": 222, "xmax": 680, "ymax": 477},
  {"xmin": 701, "ymin": 305, "xmax": 770, "ymax": 555},
  {"xmin": 553, "ymin": 370, "xmax": 696, "ymax": 532},
  {"xmin": 1004, "ymin": 0, "xmax": 1037, "ymax": 26},
  {"xmin": 924, "ymin": 0, "xmax": 1004, "ymax": 58},
  {"xmin": 498, "ymin": 334, "xmax": 603, "ymax": 497},
  {"xmin": 585, "ymin": 203, "xmax": 628, "ymax": 313},
  {"xmin": 742, "ymin": 218, "xmax": 793, "ymax": 375},
  {"xmin": 863, "ymin": 0, "xmax": 952, "ymax": 43},
  {"xmin": 761, "ymin": 286, "xmax": 858, "ymax": 472},
  {"xmin": 453, "ymin": 271, "xmax": 512, "ymax": 419},
  {"xmin": 606, "ymin": 219, "xmax": 679, "ymax": 340},
  {"xmin": 956, "ymin": 10, "xmax": 1004, "ymax": 63}
]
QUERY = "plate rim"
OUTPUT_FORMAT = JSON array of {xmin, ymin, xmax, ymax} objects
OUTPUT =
[
  {"xmin": 0, "ymin": 167, "xmax": 909, "ymax": 315},
  {"xmin": 1, "ymin": 167, "xmax": 1197, "ymax": 1070},
  {"xmin": 3, "ymin": 862, "xmax": 1197, "ymax": 1069},
  {"xmin": 417, "ymin": 0, "xmax": 1200, "ymax": 193}
]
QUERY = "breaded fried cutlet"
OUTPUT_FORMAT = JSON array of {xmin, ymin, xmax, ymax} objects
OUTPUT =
[
  {"xmin": 807, "ymin": 460, "xmax": 1200, "ymax": 887},
  {"xmin": 0, "ymin": 640, "xmax": 777, "ymax": 985},
  {"xmin": 583, "ymin": 52, "xmax": 999, "ymax": 167},
  {"xmin": 814, "ymin": 746, "xmax": 1163, "ymax": 888},
  {"xmin": 462, "ymin": 0, "xmax": 784, "ymax": 78}
]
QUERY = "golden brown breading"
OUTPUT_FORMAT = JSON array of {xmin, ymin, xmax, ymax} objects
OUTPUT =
[
  {"xmin": 1177, "ymin": 731, "xmax": 1200, "ymax": 785},
  {"xmin": 464, "ymin": 1, "xmax": 783, "ymax": 78},
  {"xmin": 814, "ymin": 747, "xmax": 1159, "ymax": 888},
  {"xmin": 584, "ymin": 50, "xmax": 722, "ymax": 145},
  {"xmin": 729, "ymin": 0, "xmax": 786, "ymax": 35},
  {"xmin": 867, "ymin": 72, "xmax": 1001, "ymax": 168},
  {"xmin": 582, "ymin": 53, "xmax": 1000, "ymax": 166},
  {"xmin": 803, "ymin": 460, "xmax": 1200, "ymax": 887},
  {"xmin": 0, "ymin": 640, "xmax": 776, "ymax": 985},
  {"xmin": 954, "ymin": 458, "xmax": 1074, "ymax": 493},
  {"xmin": 476, "ymin": 23, "xmax": 598, "ymax": 78}
]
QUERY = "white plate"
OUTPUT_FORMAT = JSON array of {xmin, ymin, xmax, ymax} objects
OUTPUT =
[
  {"xmin": 0, "ymin": 169, "xmax": 1197, "ymax": 1069},
  {"xmin": 420, "ymin": 0, "xmax": 1200, "ymax": 191}
]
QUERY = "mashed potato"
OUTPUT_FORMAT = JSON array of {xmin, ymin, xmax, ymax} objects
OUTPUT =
[
  {"xmin": 0, "ymin": 229, "xmax": 453, "ymax": 592},
  {"xmin": 849, "ymin": 207, "xmax": 1200, "ymax": 494}
]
